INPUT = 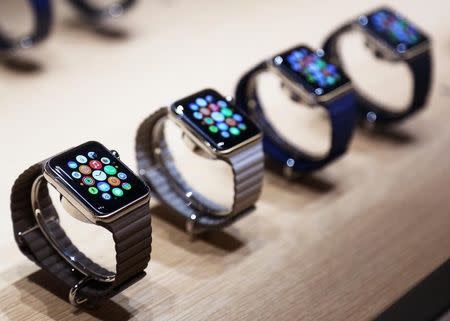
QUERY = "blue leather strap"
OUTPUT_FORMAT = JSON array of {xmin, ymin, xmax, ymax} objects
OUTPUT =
[
  {"xmin": 235, "ymin": 62, "xmax": 357, "ymax": 173},
  {"xmin": 0, "ymin": 0, "xmax": 52, "ymax": 51},
  {"xmin": 322, "ymin": 22, "xmax": 433, "ymax": 125},
  {"xmin": 68, "ymin": 0, "xmax": 137, "ymax": 20}
]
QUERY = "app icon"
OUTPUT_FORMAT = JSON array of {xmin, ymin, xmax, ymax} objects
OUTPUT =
[
  {"xmin": 76, "ymin": 155, "xmax": 88, "ymax": 164},
  {"xmin": 117, "ymin": 172, "xmax": 127, "ymax": 180},
  {"xmin": 221, "ymin": 131, "xmax": 230, "ymax": 138},
  {"xmin": 92, "ymin": 170, "xmax": 107, "ymax": 181},
  {"xmin": 209, "ymin": 125, "xmax": 219, "ymax": 134},
  {"xmin": 104, "ymin": 165, "xmax": 117, "ymax": 176},
  {"xmin": 82, "ymin": 176, "xmax": 95, "ymax": 186},
  {"xmin": 230, "ymin": 127, "xmax": 241, "ymax": 136},
  {"xmin": 204, "ymin": 118, "xmax": 214, "ymax": 125},
  {"xmin": 100, "ymin": 157, "xmax": 110, "ymax": 165},
  {"xmin": 211, "ymin": 112, "xmax": 225, "ymax": 122},
  {"xmin": 233, "ymin": 114, "xmax": 243, "ymax": 122},
  {"xmin": 112, "ymin": 188, "xmax": 124, "ymax": 197},
  {"xmin": 71, "ymin": 172, "xmax": 82, "ymax": 179},
  {"xmin": 87, "ymin": 151, "xmax": 97, "ymax": 159},
  {"xmin": 238, "ymin": 123, "xmax": 247, "ymax": 131},
  {"xmin": 221, "ymin": 108, "xmax": 233, "ymax": 118},
  {"xmin": 122, "ymin": 182, "xmax": 132, "ymax": 190},
  {"xmin": 200, "ymin": 107, "xmax": 211, "ymax": 116},
  {"xmin": 217, "ymin": 122, "xmax": 229, "ymax": 131},
  {"xmin": 88, "ymin": 187, "xmax": 98, "ymax": 195},
  {"xmin": 196, "ymin": 98, "xmax": 207, "ymax": 107},
  {"xmin": 193, "ymin": 112, "xmax": 203, "ymax": 120},
  {"xmin": 89, "ymin": 160, "xmax": 103, "ymax": 170},
  {"xmin": 217, "ymin": 100, "xmax": 227, "ymax": 108},
  {"xmin": 97, "ymin": 182, "xmax": 111, "ymax": 192},
  {"xmin": 79, "ymin": 165, "xmax": 92, "ymax": 175},
  {"xmin": 68, "ymin": 161, "xmax": 78, "ymax": 169},
  {"xmin": 209, "ymin": 103, "xmax": 220, "ymax": 112},
  {"xmin": 102, "ymin": 193, "xmax": 112, "ymax": 200},
  {"xmin": 108, "ymin": 176, "xmax": 121, "ymax": 187},
  {"xmin": 189, "ymin": 103, "xmax": 199, "ymax": 111},
  {"xmin": 226, "ymin": 118, "xmax": 237, "ymax": 127},
  {"xmin": 205, "ymin": 95, "xmax": 214, "ymax": 103}
]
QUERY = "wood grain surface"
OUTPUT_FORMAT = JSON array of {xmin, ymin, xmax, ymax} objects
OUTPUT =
[{"xmin": 0, "ymin": 0, "xmax": 449, "ymax": 320}]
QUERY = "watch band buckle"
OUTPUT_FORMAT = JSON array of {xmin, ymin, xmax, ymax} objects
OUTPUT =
[{"xmin": 69, "ymin": 276, "xmax": 91, "ymax": 306}]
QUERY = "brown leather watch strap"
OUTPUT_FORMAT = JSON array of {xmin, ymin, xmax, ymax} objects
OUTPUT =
[{"xmin": 11, "ymin": 163, "xmax": 152, "ymax": 305}]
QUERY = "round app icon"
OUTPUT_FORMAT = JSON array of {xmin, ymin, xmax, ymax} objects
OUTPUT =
[
  {"xmin": 76, "ymin": 155, "xmax": 88, "ymax": 164},
  {"xmin": 225, "ymin": 118, "xmax": 237, "ymax": 127},
  {"xmin": 68, "ymin": 161, "xmax": 78, "ymax": 169},
  {"xmin": 193, "ymin": 112, "xmax": 203, "ymax": 120},
  {"xmin": 200, "ymin": 107, "xmax": 211, "ymax": 116},
  {"xmin": 230, "ymin": 127, "xmax": 241, "ymax": 136},
  {"xmin": 117, "ymin": 172, "xmax": 127, "ymax": 180},
  {"xmin": 122, "ymin": 182, "xmax": 132, "ymax": 190},
  {"xmin": 189, "ymin": 103, "xmax": 199, "ymax": 111},
  {"xmin": 211, "ymin": 112, "xmax": 225, "ymax": 122},
  {"xmin": 221, "ymin": 108, "xmax": 233, "ymax": 118},
  {"xmin": 233, "ymin": 114, "xmax": 243, "ymax": 122},
  {"xmin": 205, "ymin": 95, "xmax": 214, "ymax": 103},
  {"xmin": 100, "ymin": 157, "xmax": 111, "ymax": 165},
  {"xmin": 82, "ymin": 176, "xmax": 95, "ymax": 186},
  {"xmin": 238, "ymin": 123, "xmax": 247, "ymax": 131},
  {"xmin": 204, "ymin": 117, "xmax": 214, "ymax": 125},
  {"xmin": 217, "ymin": 100, "xmax": 227, "ymax": 108},
  {"xmin": 209, "ymin": 125, "xmax": 219, "ymax": 134},
  {"xmin": 104, "ymin": 165, "xmax": 117, "ymax": 176},
  {"xmin": 79, "ymin": 165, "xmax": 92, "ymax": 175},
  {"xmin": 71, "ymin": 171, "xmax": 82, "ymax": 179},
  {"xmin": 92, "ymin": 170, "xmax": 107, "ymax": 181},
  {"xmin": 102, "ymin": 193, "xmax": 112, "ymax": 200},
  {"xmin": 196, "ymin": 98, "xmax": 207, "ymax": 107},
  {"xmin": 112, "ymin": 188, "xmax": 124, "ymax": 197},
  {"xmin": 97, "ymin": 181, "xmax": 111, "ymax": 192},
  {"xmin": 221, "ymin": 131, "xmax": 230, "ymax": 138},
  {"xmin": 217, "ymin": 122, "xmax": 229, "ymax": 131},
  {"xmin": 209, "ymin": 103, "xmax": 220, "ymax": 112},
  {"xmin": 87, "ymin": 151, "xmax": 97, "ymax": 159},
  {"xmin": 88, "ymin": 187, "xmax": 98, "ymax": 195},
  {"xmin": 89, "ymin": 160, "xmax": 103, "ymax": 170},
  {"xmin": 108, "ymin": 176, "xmax": 121, "ymax": 187}
]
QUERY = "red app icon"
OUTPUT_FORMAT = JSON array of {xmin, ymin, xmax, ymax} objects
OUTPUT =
[{"xmin": 89, "ymin": 160, "xmax": 103, "ymax": 170}]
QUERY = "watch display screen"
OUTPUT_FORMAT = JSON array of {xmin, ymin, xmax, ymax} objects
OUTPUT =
[
  {"xmin": 48, "ymin": 141, "xmax": 149, "ymax": 216},
  {"xmin": 275, "ymin": 45, "xmax": 350, "ymax": 96},
  {"xmin": 171, "ymin": 89, "xmax": 261, "ymax": 151},
  {"xmin": 359, "ymin": 8, "xmax": 428, "ymax": 53}
]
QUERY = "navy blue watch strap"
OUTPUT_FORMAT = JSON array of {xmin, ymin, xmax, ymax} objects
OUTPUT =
[
  {"xmin": 68, "ymin": 0, "xmax": 136, "ymax": 20},
  {"xmin": 322, "ymin": 23, "xmax": 433, "ymax": 125},
  {"xmin": 0, "ymin": 0, "xmax": 52, "ymax": 51},
  {"xmin": 235, "ymin": 62, "xmax": 357, "ymax": 173}
]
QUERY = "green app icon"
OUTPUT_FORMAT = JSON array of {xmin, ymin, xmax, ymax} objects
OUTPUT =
[
  {"xmin": 88, "ymin": 187, "xmax": 98, "ymax": 195},
  {"xmin": 112, "ymin": 188, "xmax": 124, "ymax": 197},
  {"xmin": 104, "ymin": 165, "xmax": 117, "ymax": 176}
]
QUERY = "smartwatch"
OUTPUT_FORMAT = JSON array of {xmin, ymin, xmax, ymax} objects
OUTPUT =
[
  {"xmin": 67, "ymin": 0, "xmax": 137, "ymax": 21},
  {"xmin": 235, "ymin": 45, "xmax": 357, "ymax": 175},
  {"xmin": 322, "ymin": 6, "xmax": 432, "ymax": 125},
  {"xmin": 0, "ymin": 0, "xmax": 52, "ymax": 52},
  {"xmin": 11, "ymin": 141, "xmax": 152, "ymax": 306},
  {"xmin": 136, "ymin": 89, "xmax": 264, "ymax": 234}
]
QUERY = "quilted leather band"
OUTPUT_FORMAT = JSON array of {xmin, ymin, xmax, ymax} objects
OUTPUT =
[
  {"xmin": 235, "ymin": 62, "xmax": 357, "ymax": 173},
  {"xmin": 136, "ymin": 107, "xmax": 264, "ymax": 234},
  {"xmin": 0, "ymin": 0, "xmax": 52, "ymax": 51},
  {"xmin": 11, "ymin": 163, "xmax": 152, "ymax": 305},
  {"xmin": 322, "ymin": 22, "xmax": 433, "ymax": 124},
  {"xmin": 68, "ymin": 0, "xmax": 136, "ymax": 20}
]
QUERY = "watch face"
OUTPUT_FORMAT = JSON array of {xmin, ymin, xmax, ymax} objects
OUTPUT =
[
  {"xmin": 171, "ymin": 89, "xmax": 261, "ymax": 152},
  {"xmin": 274, "ymin": 45, "xmax": 350, "ymax": 97},
  {"xmin": 359, "ymin": 7, "xmax": 428, "ymax": 54},
  {"xmin": 48, "ymin": 141, "xmax": 149, "ymax": 216}
]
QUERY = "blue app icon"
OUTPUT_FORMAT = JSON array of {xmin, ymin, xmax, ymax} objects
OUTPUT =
[
  {"xmin": 221, "ymin": 131, "xmax": 230, "ymax": 138},
  {"xmin": 211, "ymin": 112, "xmax": 225, "ymax": 122},
  {"xmin": 217, "ymin": 100, "xmax": 227, "ymax": 108},
  {"xmin": 71, "ymin": 172, "xmax": 82, "ymax": 179},
  {"xmin": 76, "ymin": 155, "xmax": 88, "ymax": 164},
  {"xmin": 189, "ymin": 103, "xmax": 199, "ymax": 111},
  {"xmin": 117, "ymin": 172, "xmax": 127, "ymax": 180},
  {"xmin": 193, "ymin": 112, "xmax": 203, "ymax": 120},
  {"xmin": 217, "ymin": 122, "xmax": 229, "ymax": 131},
  {"xmin": 68, "ymin": 161, "xmax": 78, "ymax": 169},
  {"xmin": 196, "ymin": 98, "xmax": 207, "ymax": 107},
  {"xmin": 102, "ymin": 193, "xmax": 112, "ymax": 200},
  {"xmin": 87, "ymin": 151, "xmax": 97, "ymax": 159},
  {"xmin": 233, "ymin": 114, "xmax": 243, "ymax": 122},
  {"xmin": 97, "ymin": 182, "xmax": 111, "ymax": 192},
  {"xmin": 205, "ymin": 95, "xmax": 214, "ymax": 103}
]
